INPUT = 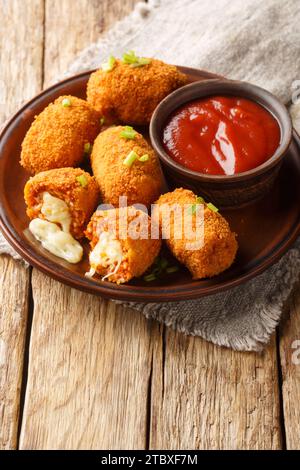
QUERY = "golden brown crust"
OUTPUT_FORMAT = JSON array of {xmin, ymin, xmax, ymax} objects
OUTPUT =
[
  {"xmin": 85, "ymin": 207, "xmax": 161, "ymax": 283},
  {"xmin": 155, "ymin": 188, "xmax": 238, "ymax": 279},
  {"xmin": 86, "ymin": 59, "xmax": 188, "ymax": 125},
  {"xmin": 24, "ymin": 167, "xmax": 100, "ymax": 239},
  {"xmin": 20, "ymin": 95, "xmax": 100, "ymax": 174},
  {"xmin": 91, "ymin": 125, "xmax": 164, "ymax": 207}
]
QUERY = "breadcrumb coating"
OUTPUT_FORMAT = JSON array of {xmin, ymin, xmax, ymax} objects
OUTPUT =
[
  {"xmin": 24, "ymin": 167, "xmax": 100, "ymax": 239},
  {"xmin": 91, "ymin": 125, "xmax": 164, "ymax": 207},
  {"xmin": 85, "ymin": 206, "xmax": 161, "ymax": 283},
  {"xmin": 86, "ymin": 59, "xmax": 188, "ymax": 125},
  {"xmin": 155, "ymin": 188, "xmax": 238, "ymax": 279},
  {"xmin": 20, "ymin": 96, "xmax": 100, "ymax": 174}
]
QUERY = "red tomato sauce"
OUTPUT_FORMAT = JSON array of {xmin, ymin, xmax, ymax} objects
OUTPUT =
[{"xmin": 162, "ymin": 96, "xmax": 281, "ymax": 175}]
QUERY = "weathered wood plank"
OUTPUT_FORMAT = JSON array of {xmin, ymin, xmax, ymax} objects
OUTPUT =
[
  {"xmin": 279, "ymin": 283, "xmax": 300, "ymax": 449},
  {"xmin": 19, "ymin": 274, "xmax": 158, "ymax": 449},
  {"xmin": 0, "ymin": 0, "xmax": 44, "ymax": 450},
  {"xmin": 0, "ymin": 0, "xmax": 44, "ymax": 122},
  {"xmin": 0, "ymin": 257, "xmax": 30, "ymax": 450},
  {"xmin": 150, "ymin": 332, "xmax": 282, "ymax": 450},
  {"xmin": 44, "ymin": 0, "xmax": 141, "ymax": 87}
]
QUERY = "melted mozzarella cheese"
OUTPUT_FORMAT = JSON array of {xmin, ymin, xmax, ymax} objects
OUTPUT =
[
  {"xmin": 86, "ymin": 231, "xmax": 123, "ymax": 280},
  {"xmin": 29, "ymin": 192, "xmax": 83, "ymax": 264},
  {"xmin": 41, "ymin": 192, "xmax": 71, "ymax": 233},
  {"xmin": 29, "ymin": 219, "xmax": 83, "ymax": 263}
]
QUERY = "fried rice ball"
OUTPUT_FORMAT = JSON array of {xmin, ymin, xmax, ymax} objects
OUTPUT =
[
  {"xmin": 24, "ymin": 167, "xmax": 100, "ymax": 239},
  {"xmin": 86, "ymin": 58, "xmax": 188, "ymax": 125},
  {"xmin": 20, "ymin": 95, "xmax": 100, "ymax": 174},
  {"xmin": 91, "ymin": 125, "xmax": 164, "ymax": 207},
  {"xmin": 85, "ymin": 206, "xmax": 161, "ymax": 284},
  {"xmin": 154, "ymin": 188, "xmax": 238, "ymax": 279}
]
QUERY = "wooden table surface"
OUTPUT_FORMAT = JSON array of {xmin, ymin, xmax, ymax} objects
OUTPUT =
[{"xmin": 1, "ymin": 0, "xmax": 300, "ymax": 451}]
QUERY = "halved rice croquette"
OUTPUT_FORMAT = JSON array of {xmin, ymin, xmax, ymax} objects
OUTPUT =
[
  {"xmin": 20, "ymin": 96, "xmax": 100, "ymax": 174},
  {"xmin": 85, "ymin": 206, "xmax": 161, "ymax": 284},
  {"xmin": 91, "ymin": 125, "xmax": 164, "ymax": 207},
  {"xmin": 87, "ymin": 58, "xmax": 188, "ymax": 125},
  {"xmin": 154, "ymin": 188, "xmax": 238, "ymax": 279},
  {"xmin": 24, "ymin": 167, "xmax": 100, "ymax": 239}
]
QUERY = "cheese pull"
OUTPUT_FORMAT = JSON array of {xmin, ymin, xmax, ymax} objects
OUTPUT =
[
  {"xmin": 85, "ymin": 207, "xmax": 162, "ymax": 284},
  {"xmin": 86, "ymin": 232, "xmax": 123, "ymax": 280},
  {"xmin": 41, "ymin": 192, "xmax": 71, "ymax": 232},
  {"xmin": 29, "ymin": 218, "xmax": 83, "ymax": 264}
]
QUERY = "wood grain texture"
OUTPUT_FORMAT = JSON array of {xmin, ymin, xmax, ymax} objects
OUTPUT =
[
  {"xmin": 279, "ymin": 283, "xmax": 300, "ymax": 449},
  {"xmin": 0, "ymin": 0, "xmax": 43, "ymax": 450},
  {"xmin": 0, "ymin": 0, "xmax": 44, "ymax": 122},
  {"xmin": 19, "ymin": 274, "xmax": 158, "ymax": 449},
  {"xmin": 44, "ymin": 0, "xmax": 141, "ymax": 87},
  {"xmin": 150, "ymin": 332, "xmax": 282, "ymax": 450},
  {"xmin": 0, "ymin": 257, "xmax": 30, "ymax": 450}
]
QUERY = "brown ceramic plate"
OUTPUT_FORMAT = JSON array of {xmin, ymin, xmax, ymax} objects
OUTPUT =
[{"xmin": 0, "ymin": 67, "xmax": 300, "ymax": 302}]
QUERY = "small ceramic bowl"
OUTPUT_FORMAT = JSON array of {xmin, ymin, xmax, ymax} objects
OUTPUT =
[{"xmin": 150, "ymin": 79, "xmax": 293, "ymax": 208}]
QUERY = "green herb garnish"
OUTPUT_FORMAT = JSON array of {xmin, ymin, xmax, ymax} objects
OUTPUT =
[
  {"xmin": 84, "ymin": 142, "xmax": 92, "ymax": 154},
  {"xmin": 123, "ymin": 150, "xmax": 138, "ymax": 167},
  {"xmin": 139, "ymin": 154, "xmax": 149, "ymax": 162},
  {"xmin": 144, "ymin": 256, "xmax": 179, "ymax": 281},
  {"xmin": 120, "ymin": 125, "xmax": 137, "ymax": 140},
  {"xmin": 160, "ymin": 258, "xmax": 169, "ymax": 270},
  {"xmin": 122, "ymin": 50, "xmax": 151, "ymax": 67},
  {"xmin": 122, "ymin": 50, "xmax": 137, "ymax": 64},
  {"xmin": 100, "ymin": 116, "xmax": 105, "ymax": 126},
  {"xmin": 166, "ymin": 266, "xmax": 179, "ymax": 274},
  {"xmin": 144, "ymin": 273, "xmax": 156, "ymax": 282},
  {"xmin": 76, "ymin": 174, "xmax": 88, "ymax": 188},
  {"xmin": 188, "ymin": 195, "xmax": 205, "ymax": 215},
  {"xmin": 207, "ymin": 202, "xmax": 219, "ymax": 212},
  {"xmin": 101, "ymin": 55, "xmax": 116, "ymax": 72},
  {"xmin": 188, "ymin": 204, "xmax": 198, "ymax": 215},
  {"xmin": 62, "ymin": 98, "xmax": 71, "ymax": 107},
  {"xmin": 131, "ymin": 57, "xmax": 151, "ymax": 68}
]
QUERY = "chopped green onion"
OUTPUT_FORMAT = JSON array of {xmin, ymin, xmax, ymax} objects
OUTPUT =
[
  {"xmin": 188, "ymin": 204, "xmax": 198, "ymax": 215},
  {"xmin": 123, "ymin": 150, "xmax": 138, "ymax": 167},
  {"xmin": 84, "ymin": 142, "xmax": 91, "ymax": 154},
  {"xmin": 139, "ymin": 154, "xmax": 149, "ymax": 162},
  {"xmin": 62, "ymin": 98, "xmax": 71, "ymax": 107},
  {"xmin": 122, "ymin": 50, "xmax": 138, "ymax": 64},
  {"xmin": 144, "ymin": 256, "xmax": 179, "ymax": 280},
  {"xmin": 76, "ymin": 174, "xmax": 88, "ymax": 188},
  {"xmin": 120, "ymin": 125, "xmax": 137, "ymax": 140},
  {"xmin": 131, "ymin": 57, "xmax": 151, "ymax": 68},
  {"xmin": 100, "ymin": 116, "xmax": 105, "ymax": 126},
  {"xmin": 138, "ymin": 57, "xmax": 151, "ymax": 65},
  {"xmin": 166, "ymin": 266, "xmax": 179, "ymax": 274},
  {"xmin": 122, "ymin": 50, "xmax": 151, "ymax": 67},
  {"xmin": 188, "ymin": 195, "xmax": 205, "ymax": 215},
  {"xmin": 151, "ymin": 257, "xmax": 165, "ymax": 275},
  {"xmin": 160, "ymin": 257, "xmax": 169, "ymax": 269},
  {"xmin": 207, "ymin": 202, "xmax": 219, "ymax": 212},
  {"xmin": 144, "ymin": 273, "xmax": 156, "ymax": 282},
  {"xmin": 101, "ymin": 55, "xmax": 116, "ymax": 72}
]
